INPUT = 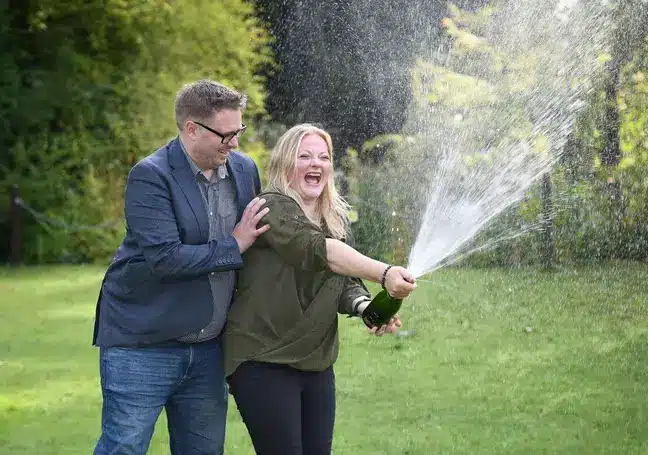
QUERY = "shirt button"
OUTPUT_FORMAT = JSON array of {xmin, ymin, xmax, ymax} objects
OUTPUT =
[
  {"xmin": 210, "ymin": 212, "xmax": 213, "ymax": 216},
  {"xmin": 210, "ymin": 272, "xmax": 215, "ymax": 276}
]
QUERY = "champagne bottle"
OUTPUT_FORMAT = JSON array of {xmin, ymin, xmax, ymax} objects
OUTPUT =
[{"xmin": 361, "ymin": 289, "xmax": 402, "ymax": 328}]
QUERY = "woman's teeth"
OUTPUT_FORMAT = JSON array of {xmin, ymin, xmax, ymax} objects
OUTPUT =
[{"xmin": 305, "ymin": 173, "xmax": 321, "ymax": 184}]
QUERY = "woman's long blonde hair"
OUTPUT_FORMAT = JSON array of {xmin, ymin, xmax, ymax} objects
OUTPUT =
[{"xmin": 266, "ymin": 123, "xmax": 350, "ymax": 240}]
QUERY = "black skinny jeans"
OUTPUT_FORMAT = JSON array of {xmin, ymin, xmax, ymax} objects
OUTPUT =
[{"xmin": 228, "ymin": 361, "xmax": 336, "ymax": 455}]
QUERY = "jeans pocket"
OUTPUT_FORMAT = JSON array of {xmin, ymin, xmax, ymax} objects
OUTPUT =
[{"xmin": 100, "ymin": 346, "xmax": 182, "ymax": 397}]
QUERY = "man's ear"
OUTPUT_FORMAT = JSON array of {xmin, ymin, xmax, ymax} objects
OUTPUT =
[{"xmin": 185, "ymin": 120, "xmax": 198, "ymax": 140}]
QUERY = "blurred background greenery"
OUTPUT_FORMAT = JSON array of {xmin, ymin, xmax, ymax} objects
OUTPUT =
[{"xmin": 1, "ymin": 0, "xmax": 647, "ymax": 268}]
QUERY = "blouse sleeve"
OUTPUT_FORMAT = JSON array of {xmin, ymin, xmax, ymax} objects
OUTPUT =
[
  {"xmin": 256, "ymin": 192, "xmax": 329, "ymax": 272},
  {"xmin": 337, "ymin": 277, "xmax": 371, "ymax": 315}
]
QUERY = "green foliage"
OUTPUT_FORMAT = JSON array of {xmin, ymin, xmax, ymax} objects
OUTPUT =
[
  {"xmin": 4, "ymin": 133, "xmax": 126, "ymax": 263},
  {"xmin": 542, "ymin": 35, "xmax": 648, "ymax": 263},
  {"xmin": 0, "ymin": 0, "xmax": 272, "ymax": 263},
  {"xmin": 616, "ymin": 39, "xmax": 648, "ymax": 231}
]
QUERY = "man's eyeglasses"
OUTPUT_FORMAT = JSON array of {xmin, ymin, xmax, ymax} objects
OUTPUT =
[{"xmin": 194, "ymin": 121, "xmax": 247, "ymax": 144}]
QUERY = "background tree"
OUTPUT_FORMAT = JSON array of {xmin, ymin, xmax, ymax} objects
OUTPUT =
[{"xmin": 1, "ymin": 0, "xmax": 271, "ymax": 263}]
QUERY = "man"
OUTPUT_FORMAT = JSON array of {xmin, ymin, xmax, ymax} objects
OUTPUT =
[{"xmin": 92, "ymin": 80, "xmax": 269, "ymax": 455}]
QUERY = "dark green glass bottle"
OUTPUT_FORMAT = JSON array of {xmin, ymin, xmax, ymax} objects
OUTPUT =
[{"xmin": 362, "ymin": 289, "xmax": 403, "ymax": 327}]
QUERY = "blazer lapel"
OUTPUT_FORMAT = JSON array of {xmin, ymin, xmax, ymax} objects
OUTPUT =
[
  {"xmin": 168, "ymin": 138, "xmax": 209, "ymax": 239},
  {"xmin": 227, "ymin": 156, "xmax": 247, "ymax": 222}
]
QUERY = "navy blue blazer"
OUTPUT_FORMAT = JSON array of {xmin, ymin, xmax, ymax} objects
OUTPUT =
[{"xmin": 93, "ymin": 137, "xmax": 261, "ymax": 347}]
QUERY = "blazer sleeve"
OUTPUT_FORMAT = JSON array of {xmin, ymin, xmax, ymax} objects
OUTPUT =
[{"xmin": 125, "ymin": 161, "xmax": 243, "ymax": 279}]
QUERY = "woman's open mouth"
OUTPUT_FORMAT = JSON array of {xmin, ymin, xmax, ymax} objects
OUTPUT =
[{"xmin": 305, "ymin": 172, "xmax": 321, "ymax": 185}]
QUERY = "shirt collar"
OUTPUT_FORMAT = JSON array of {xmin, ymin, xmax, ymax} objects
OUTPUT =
[{"xmin": 178, "ymin": 136, "xmax": 229, "ymax": 180}]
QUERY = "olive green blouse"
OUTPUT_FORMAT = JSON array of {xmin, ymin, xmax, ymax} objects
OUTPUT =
[{"xmin": 222, "ymin": 191, "xmax": 370, "ymax": 377}]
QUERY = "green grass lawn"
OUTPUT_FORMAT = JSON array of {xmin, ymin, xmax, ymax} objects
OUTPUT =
[{"xmin": 1, "ymin": 263, "xmax": 647, "ymax": 454}]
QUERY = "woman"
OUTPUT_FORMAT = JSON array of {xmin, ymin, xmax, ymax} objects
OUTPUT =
[{"xmin": 223, "ymin": 123, "xmax": 416, "ymax": 455}]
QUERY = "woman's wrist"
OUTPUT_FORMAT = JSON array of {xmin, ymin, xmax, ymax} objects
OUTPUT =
[{"xmin": 380, "ymin": 264, "xmax": 393, "ymax": 291}]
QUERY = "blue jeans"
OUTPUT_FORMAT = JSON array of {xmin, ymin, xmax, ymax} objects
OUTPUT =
[{"xmin": 94, "ymin": 339, "xmax": 227, "ymax": 455}]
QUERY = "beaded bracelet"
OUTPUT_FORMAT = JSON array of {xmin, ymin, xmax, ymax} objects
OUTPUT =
[{"xmin": 380, "ymin": 265, "xmax": 393, "ymax": 291}]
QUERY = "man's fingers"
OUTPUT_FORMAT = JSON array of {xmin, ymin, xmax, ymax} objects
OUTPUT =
[
  {"xmin": 253, "ymin": 197, "xmax": 267, "ymax": 212},
  {"xmin": 255, "ymin": 224, "xmax": 270, "ymax": 235},
  {"xmin": 251, "ymin": 197, "xmax": 266, "ymax": 209},
  {"xmin": 243, "ymin": 197, "xmax": 266, "ymax": 218},
  {"xmin": 240, "ymin": 199, "xmax": 268, "ymax": 226},
  {"xmin": 252, "ymin": 207, "xmax": 270, "ymax": 223},
  {"xmin": 244, "ymin": 197, "xmax": 260, "ymax": 212}
]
